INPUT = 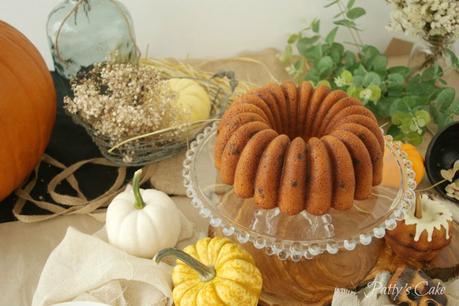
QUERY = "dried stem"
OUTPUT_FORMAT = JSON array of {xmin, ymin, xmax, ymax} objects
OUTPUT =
[
  {"xmin": 336, "ymin": 0, "xmax": 363, "ymax": 48},
  {"xmin": 416, "ymin": 179, "xmax": 447, "ymax": 192}
]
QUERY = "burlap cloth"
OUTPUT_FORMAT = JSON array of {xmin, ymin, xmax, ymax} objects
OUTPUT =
[{"xmin": 1, "ymin": 45, "xmax": 458, "ymax": 306}]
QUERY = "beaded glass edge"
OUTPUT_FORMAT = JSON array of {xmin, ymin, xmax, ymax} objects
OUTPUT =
[{"xmin": 183, "ymin": 122, "xmax": 416, "ymax": 260}]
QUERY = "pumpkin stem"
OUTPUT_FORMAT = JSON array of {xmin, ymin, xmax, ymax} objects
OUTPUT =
[
  {"xmin": 154, "ymin": 248, "xmax": 216, "ymax": 282},
  {"xmin": 132, "ymin": 169, "xmax": 146, "ymax": 209},
  {"xmin": 414, "ymin": 192, "xmax": 423, "ymax": 219}
]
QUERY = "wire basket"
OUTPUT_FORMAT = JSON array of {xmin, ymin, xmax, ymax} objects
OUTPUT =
[{"xmin": 68, "ymin": 59, "xmax": 239, "ymax": 166}]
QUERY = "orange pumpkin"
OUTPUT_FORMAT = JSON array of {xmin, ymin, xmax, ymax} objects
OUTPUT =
[
  {"xmin": 382, "ymin": 143, "xmax": 425, "ymax": 188},
  {"xmin": 0, "ymin": 21, "xmax": 56, "ymax": 201},
  {"xmin": 401, "ymin": 143, "xmax": 425, "ymax": 184}
]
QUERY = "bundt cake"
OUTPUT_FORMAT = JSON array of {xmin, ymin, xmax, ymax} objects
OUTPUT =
[{"xmin": 215, "ymin": 81, "xmax": 384, "ymax": 216}]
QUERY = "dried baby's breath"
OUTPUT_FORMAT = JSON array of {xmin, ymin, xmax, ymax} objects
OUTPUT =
[
  {"xmin": 64, "ymin": 61, "xmax": 182, "ymax": 146},
  {"xmin": 386, "ymin": 0, "xmax": 459, "ymax": 40}
]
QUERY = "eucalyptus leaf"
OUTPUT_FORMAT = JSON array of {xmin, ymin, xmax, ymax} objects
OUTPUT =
[
  {"xmin": 317, "ymin": 80, "xmax": 331, "ymax": 88},
  {"xmin": 288, "ymin": 33, "xmax": 299, "ymax": 44},
  {"xmin": 389, "ymin": 95, "xmax": 421, "ymax": 116},
  {"xmin": 387, "ymin": 73, "xmax": 405, "ymax": 88},
  {"xmin": 414, "ymin": 109, "xmax": 431, "ymax": 127},
  {"xmin": 367, "ymin": 84, "xmax": 381, "ymax": 102},
  {"xmin": 407, "ymin": 74, "xmax": 438, "ymax": 99},
  {"xmin": 429, "ymin": 88, "xmax": 459, "ymax": 129},
  {"xmin": 328, "ymin": 42, "xmax": 344, "ymax": 63},
  {"xmin": 451, "ymin": 99, "xmax": 459, "ymax": 114},
  {"xmin": 421, "ymin": 64, "xmax": 443, "ymax": 81},
  {"xmin": 305, "ymin": 68, "xmax": 320, "ymax": 83},
  {"xmin": 353, "ymin": 64, "xmax": 367, "ymax": 77},
  {"xmin": 317, "ymin": 56, "xmax": 334, "ymax": 75},
  {"xmin": 405, "ymin": 132, "xmax": 424, "ymax": 145},
  {"xmin": 297, "ymin": 36, "xmax": 320, "ymax": 56},
  {"xmin": 439, "ymin": 78, "xmax": 447, "ymax": 85},
  {"xmin": 347, "ymin": 0, "xmax": 356, "ymax": 9},
  {"xmin": 334, "ymin": 19, "xmax": 357, "ymax": 29},
  {"xmin": 311, "ymin": 19, "xmax": 320, "ymax": 33},
  {"xmin": 325, "ymin": 27, "xmax": 339, "ymax": 44},
  {"xmin": 283, "ymin": 9, "xmax": 459, "ymax": 146},
  {"xmin": 391, "ymin": 111, "xmax": 409, "ymax": 125},
  {"xmin": 346, "ymin": 7, "xmax": 366, "ymax": 20},
  {"xmin": 361, "ymin": 45, "xmax": 380, "ymax": 58},
  {"xmin": 446, "ymin": 48, "xmax": 459, "ymax": 69},
  {"xmin": 302, "ymin": 45, "xmax": 322, "ymax": 61},
  {"xmin": 374, "ymin": 97, "xmax": 393, "ymax": 117},
  {"xmin": 341, "ymin": 70, "xmax": 353, "ymax": 84},
  {"xmin": 363, "ymin": 72, "xmax": 381, "ymax": 86},
  {"xmin": 387, "ymin": 66, "xmax": 411, "ymax": 77},
  {"xmin": 343, "ymin": 50, "xmax": 356, "ymax": 68},
  {"xmin": 347, "ymin": 85, "xmax": 362, "ymax": 98},
  {"xmin": 352, "ymin": 75, "xmax": 363, "ymax": 87},
  {"xmin": 370, "ymin": 55, "xmax": 387, "ymax": 72}
]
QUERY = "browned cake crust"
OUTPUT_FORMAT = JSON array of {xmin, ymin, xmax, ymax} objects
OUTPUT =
[
  {"xmin": 297, "ymin": 81, "xmax": 313, "ymax": 137},
  {"xmin": 215, "ymin": 112, "xmax": 266, "ymax": 168},
  {"xmin": 234, "ymin": 129, "xmax": 278, "ymax": 198},
  {"xmin": 265, "ymin": 83, "xmax": 288, "ymax": 135},
  {"xmin": 337, "ymin": 123, "xmax": 383, "ymax": 185},
  {"xmin": 304, "ymin": 85, "xmax": 330, "ymax": 139},
  {"xmin": 219, "ymin": 101, "xmax": 269, "ymax": 126},
  {"xmin": 278, "ymin": 137, "xmax": 307, "ymax": 215},
  {"xmin": 321, "ymin": 135, "xmax": 355, "ymax": 210},
  {"xmin": 331, "ymin": 130, "xmax": 373, "ymax": 200},
  {"xmin": 237, "ymin": 94, "xmax": 277, "ymax": 130},
  {"xmin": 325, "ymin": 105, "xmax": 377, "ymax": 134},
  {"xmin": 316, "ymin": 96, "xmax": 360, "ymax": 136},
  {"xmin": 220, "ymin": 121, "xmax": 270, "ymax": 184},
  {"xmin": 248, "ymin": 87, "xmax": 282, "ymax": 132},
  {"xmin": 281, "ymin": 81, "xmax": 298, "ymax": 139},
  {"xmin": 304, "ymin": 137, "xmax": 332, "ymax": 215},
  {"xmin": 254, "ymin": 135, "xmax": 290, "ymax": 209},
  {"xmin": 332, "ymin": 114, "xmax": 384, "ymax": 150},
  {"xmin": 215, "ymin": 82, "xmax": 384, "ymax": 215},
  {"xmin": 310, "ymin": 89, "xmax": 347, "ymax": 137}
]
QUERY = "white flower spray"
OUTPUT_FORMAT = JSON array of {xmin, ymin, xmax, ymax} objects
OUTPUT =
[{"xmin": 386, "ymin": 0, "xmax": 459, "ymax": 40}]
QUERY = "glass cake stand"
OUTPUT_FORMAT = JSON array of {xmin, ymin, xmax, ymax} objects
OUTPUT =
[{"xmin": 183, "ymin": 123, "xmax": 417, "ymax": 261}]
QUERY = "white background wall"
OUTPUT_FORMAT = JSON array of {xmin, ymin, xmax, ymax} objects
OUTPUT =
[{"xmin": 1, "ymin": 0, "xmax": 403, "ymax": 69}]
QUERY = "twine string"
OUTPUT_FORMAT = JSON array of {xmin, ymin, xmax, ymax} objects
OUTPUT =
[{"xmin": 13, "ymin": 154, "xmax": 130, "ymax": 223}]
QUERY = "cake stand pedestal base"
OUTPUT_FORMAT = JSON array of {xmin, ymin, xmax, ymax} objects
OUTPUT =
[{"xmin": 209, "ymin": 226, "xmax": 385, "ymax": 305}]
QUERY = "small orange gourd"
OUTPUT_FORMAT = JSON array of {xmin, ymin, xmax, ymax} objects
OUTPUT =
[
  {"xmin": 0, "ymin": 21, "xmax": 56, "ymax": 201},
  {"xmin": 401, "ymin": 143, "xmax": 425, "ymax": 184}
]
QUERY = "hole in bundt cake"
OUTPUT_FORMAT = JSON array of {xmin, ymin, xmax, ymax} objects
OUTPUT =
[{"xmin": 215, "ymin": 81, "xmax": 384, "ymax": 216}]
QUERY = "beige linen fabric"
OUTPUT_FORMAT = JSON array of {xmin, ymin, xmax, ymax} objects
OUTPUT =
[
  {"xmin": 0, "ymin": 214, "xmax": 104, "ymax": 306},
  {"xmin": 31, "ymin": 199, "xmax": 195, "ymax": 306},
  {"xmin": 31, "ymin": 228, "xmax": 173, "ymax": 306}
]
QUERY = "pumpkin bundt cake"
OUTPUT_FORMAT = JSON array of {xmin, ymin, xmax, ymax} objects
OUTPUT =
[{"xmin": 215, "ymin": 81, "xmax": 384, "ymax": 216}]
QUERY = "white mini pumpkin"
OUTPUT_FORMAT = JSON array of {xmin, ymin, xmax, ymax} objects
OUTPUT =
[{"xmin": 106, "ymin": 169, "xmax": 182, "ymax": 258}]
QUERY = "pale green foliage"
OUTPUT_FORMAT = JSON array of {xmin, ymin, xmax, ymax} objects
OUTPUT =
[{"xmin": 280, "ymin": 0, "xmax": 459, "ymax": 145}]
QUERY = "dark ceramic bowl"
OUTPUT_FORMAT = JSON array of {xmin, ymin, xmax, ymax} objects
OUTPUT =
[{"xmin": 425, "ymin": 121, "xmax": 459, "ymax": 204}]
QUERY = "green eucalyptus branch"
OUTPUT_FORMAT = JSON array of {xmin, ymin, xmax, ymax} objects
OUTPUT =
[{"xmin": 280, "ymin": 0, "xmax": 459, "ymax": 145}]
